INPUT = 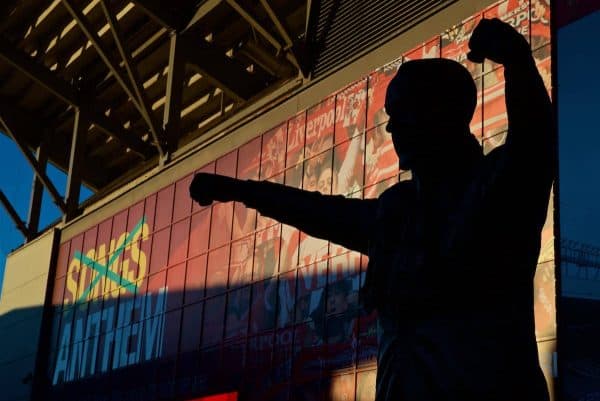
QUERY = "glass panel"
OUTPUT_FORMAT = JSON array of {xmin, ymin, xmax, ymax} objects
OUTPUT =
[
  {"xmin": 286, "ymin": 112, "xmax": 306, "ymax": 169},
  {"xmin": 280, "ymin": 223, "xmax": 300, "ymax": 272},
  {"xmin": 173, "ymin": 174, "xmax": 193, "ymax": 222},
  {"xmin": 64, "ymin": 234, "xmax": 83, "ymax": 306},
  {"xmin": 180, "ymin": 302, "xmax": 203, "ymax": 352},
  {"xmin": 302, "ymin": 149, "xmax": 333, "ymax": 194},
  {"xmin": 256, "ymin": 173, "xmax": 284, "ymax": 230},
  {"xmin": 531, "ymin": 0, "xmax": 550, "ymax": 50},
  {"xmin": 206, "ymin": 246, "xmax": 230, "ymax": 298},
  {"xmin": 272, "ymin": 327, "xmax": 294, "ymax": 391},
  {"xmin": 163, "ymin": 309, "xmax": 182, "ymax": 358},
  {"xmin": 441, "ymin": 14, "xmax": 483, "ymax": 77},
  {"xmin": 155, "ymin": 185, "xmax": 175, "ymax": 231},
  {"xmin": 225, "ymin": 286, "xmax": 251, "ymax": 339},
  {"xmin": 246, "ymin": 333, "xmax": 273, "ymax": 396},
  {"xmin": 483, "ymin": 0, "xmax": 531, "ymax": 71},
  {"xmin": 366, "ymin": 58, "xmax": 402, "ymax": 130},
  {"xmin": 364, "ymin": 126, "xmax": 399, "ymax": 188},
  {"xmin": 229, "ymin": 235, "xmax": 254, "ymax": 289},
  {"xmin": 168, "ymin": 218, "xmax": 190, "ymax": 266},
  {"xmin": 305, "ymin": 97, "xmax": 335, "ymax": 158},
  {"xmin": 276, "ymin": 271, "xmax": 296, "ymax": 329},
  {"xmin": 166, "ymin": 263, "xmax": 185, "ymax": 311},
  {"xmin": 209, "ymin": 202, "xmax": 233, "ymax": 249},
  {"xmin": 261, "ymin": 123, "xmax": 287, "ymax": 179},
  {"xmin": 192, "ymin": 162, "xmax": 215, "ymax": 214},
  {"xmin": 188, "ymin": 208, "xmax": 211, "ymax": 257},
  {"xmin": 185, "ymin": 254, "xmax": 207, "ymax": 304},
  {"xmin": 149, "ymin": 228, "xmax": 170, "ymax": 274},
  {"xmin": 335, "ymin": 79, "xmax": 367, "ymax": 144},
  {"xmin": 253, "ymin": 226, "xmax": 281, "ymax": 281},
  {"xmin": 233, "ymin": 138, "xmax": 260, "ymax": 240},
  {"xmin": 202, "ymin": 295, "xmax": 226, "ymax": 347},
  {"xmin": 249, "ymin": 278, "xmax": 278, "ymax": 333},
  {"xmin": 333, "ymin": 135, "xmax": 364, "ymax": 196},
  {"xmin": 558, "ymin": 10, "xmax": 600, "ymax": 400},
  {"xmin": 403, "ymin": 36, "xmax": 441, "ymax": 61}
]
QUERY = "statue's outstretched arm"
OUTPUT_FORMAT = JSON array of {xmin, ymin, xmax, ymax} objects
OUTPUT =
[{"xmin": 190, "ymin": 173, "xmax": 377, "ymax": 254}]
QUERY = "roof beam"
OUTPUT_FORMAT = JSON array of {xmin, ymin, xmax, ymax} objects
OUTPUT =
[
  {"xmin": 224, "ymin": 0, "xmax": 301, "ymax": 77},
  {"xmin": 91, "ymin": 111, "xmax": 153, "ymax": 159},
  {"xmin": 184, "ymin": 0, "xmax": 222, "ymax": 32},
  {"xmin": 299, "ymin": 0, "xmax": 316, "ymax": 77},
  {"xmin": 99, "ymin": 0, "xmax": 167, "ymax": 157},
  {"xmin": 239, "ymin": 39, "xmax": 295, "ymax": 78},
  {"xmin": 61, "ymin": 0, "xmax": 167, "ymax": 158},
  {"xmin": 182, "ymin": 92, "xmax": 227, "ymax": 132},
  {"xmin": 225, "ymin": 0, "xmax": 282, "ymax": 52},
  {"xmin": 258, "ymin": 0, "xmax": 302, "ymax": 72},
  {"xmin": 119, "ymin": 6, "xmax": 265, "ymax": 103},
  {"xmin": 163, "ymin": 33, "xmax": 186, "ymax": 158},
  {"xmin": 259, "ymin": 0, "xmax": 293, "ymax": 48},
  {"xmin": 0, "ymin": 113, "xmax": 67, "ymax": 213},
  {"xmin": 0, "ymin": 96, "xmax": 111, "ymax": 190},
  {"xmin": 0, "ymin": 37, "xmax": 79, "ymax": 106},
  {"xmin": 93, "ymin": 1, "xmax": 275, "ymax": 119},
  {"xmin": 26, "ymin": 139, "xmax": 48, "ymax": 237},
  {"xmin": 179, "ymin": 33, "xmax": 264, "ymax": 101},
  {"xmin": 0, "ymin": 37, "xmax": 155, "ymax": 158},
  {"xmin": 0, "ymin": 190, "xmax": 32, "ymax": 240},
  {"xmin": 64, "ymin": 108, "xmax": 88, "ymax": 222},
  {"xmin": 305, "ymin": 0, "xmax": 312, "ymax": 34},
  {"xmin": 130, "ymin": 0, "xmax": 186, "ymax": 31}
]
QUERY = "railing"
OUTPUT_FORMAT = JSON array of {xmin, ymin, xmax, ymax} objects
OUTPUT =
[{"xmin": 561, "ymin": 239, "xmax": 600, "ymax": 268}]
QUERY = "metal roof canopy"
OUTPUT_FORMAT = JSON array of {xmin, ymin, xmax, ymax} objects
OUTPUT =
[{"xmin": 0, "ymin": 0, "xmax": 308, "ymax": 236}]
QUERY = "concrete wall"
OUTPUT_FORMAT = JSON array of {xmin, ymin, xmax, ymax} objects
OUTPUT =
[{"xmin": 0, "ymin": 230, "xmax": 57, "ymax": 401}]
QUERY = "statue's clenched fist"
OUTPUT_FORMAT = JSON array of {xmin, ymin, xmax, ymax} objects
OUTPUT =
[
  {"xmin": 467, "ymin": 18, "xmax": 531, "ymax": 66},
  {"xmin": 189, "ymin": 173, "xmax": 242, "ymax": 206}
]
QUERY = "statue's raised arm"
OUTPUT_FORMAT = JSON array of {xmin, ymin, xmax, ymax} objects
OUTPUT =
[
  {"xmin": 189, "ymin": 172, "xmax": 378, "ymax": 254},
  {"xmin": 468, "ymin": 18, "xmax": 555, "ymax": 183}
]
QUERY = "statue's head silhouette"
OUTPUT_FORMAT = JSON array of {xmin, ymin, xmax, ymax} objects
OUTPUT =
[{"xmin": 385, "ymin": 58, "xmax": 479, "ymax": 170}]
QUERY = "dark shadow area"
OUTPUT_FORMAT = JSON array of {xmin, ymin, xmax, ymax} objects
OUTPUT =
[
  {"xmin": 559, "ymin": 297, "xmax": 600, "ymax": 401},
  {"xmin": 1, "ymin": 272, "xmax": 378, "ymax": 401}
]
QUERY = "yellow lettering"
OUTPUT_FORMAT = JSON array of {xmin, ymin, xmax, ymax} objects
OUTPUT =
[
  {"xmin": 77, "ymin": 268, "xmax": 90, "ymax": 299},
  {"xmin": 93, "ymin": 244, "xmax": 108, "ymax": 298},
  {"xmin": 77, "ymin": 249, "xmax": 95, "ymax": 302},
  {"xmin": 107, "ymin": 257, "xmax": 119, "ymax": 294},
  {"xmin": 65, "ymin": 218, "xmax": 151, "ymax": 304},
  {"xmin": 129, "ymin": 223, "xmax": 149, "ymax": 282},
  {"xmin": 96, "ymin": 243, "xmax": 107, "ymax": 266},
  {"xmin": 65, "ymin": 258, "xmax": 80, "ymax": 305},
  {"xmin": 108, "ymin": 233, "xmax": 127, "ymax": 295},
  {"xmin": 120, "ymin": 258, "xmax": 130, "ymax": 296}
]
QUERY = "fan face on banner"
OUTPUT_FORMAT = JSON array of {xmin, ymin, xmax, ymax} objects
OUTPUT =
[{"xmin": 46, "ymin": 1, "xmax": 553, "ymax": 400}]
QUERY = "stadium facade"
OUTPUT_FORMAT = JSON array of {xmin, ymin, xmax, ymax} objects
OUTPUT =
[{"xmin": 0, "ymin": 1, "xmax": 568, "ymax": 400}]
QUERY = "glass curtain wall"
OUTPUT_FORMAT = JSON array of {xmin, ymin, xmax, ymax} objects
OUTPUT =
[{"xmin": 557, "ymin": 8, "xmax": 600, "ymax": 401}]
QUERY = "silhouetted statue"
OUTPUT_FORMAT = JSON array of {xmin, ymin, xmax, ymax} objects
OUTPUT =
[{"xmin": 190, "ymin": 19, "xmax": 553, "ymax": 401}]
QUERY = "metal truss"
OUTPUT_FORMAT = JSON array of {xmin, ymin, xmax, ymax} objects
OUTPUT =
[{"xmin": 0, "ymin": 0, "xmax": 310, "ymax": 242}]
